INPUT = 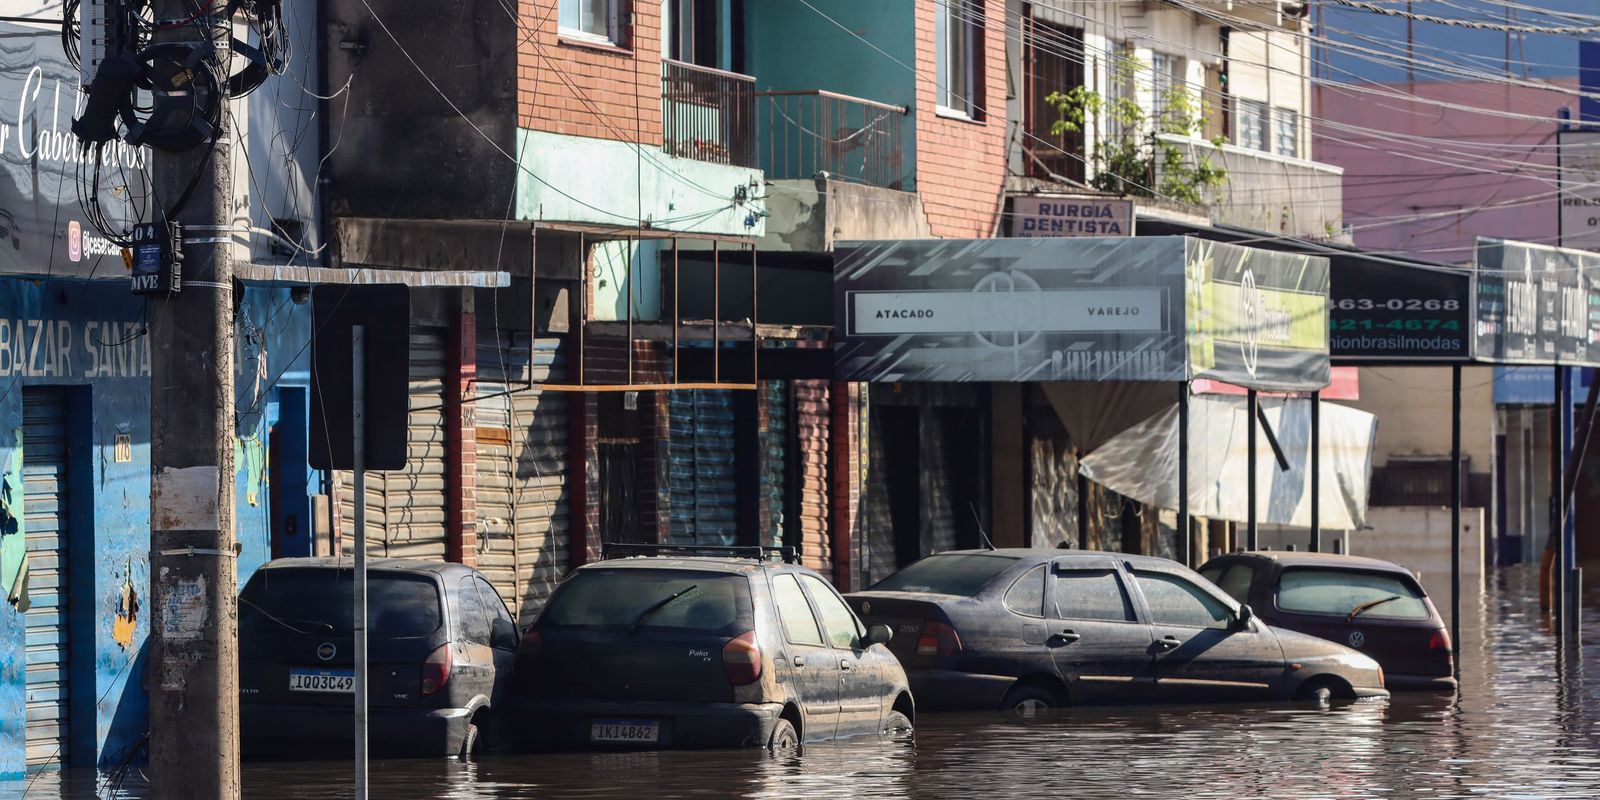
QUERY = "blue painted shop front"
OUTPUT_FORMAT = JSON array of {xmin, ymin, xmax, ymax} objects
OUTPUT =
[{"xmin": 0, "ymin": 280, "xmax": 314, "ymax": 778}]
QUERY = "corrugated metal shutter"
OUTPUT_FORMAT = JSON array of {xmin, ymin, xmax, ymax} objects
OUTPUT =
[
  {"xmin": 794, "ymin": 381, "xmax": 831, "ymax": 573},
  {"xmin": 667, "ymin": 389, "xmax": 737, "ymax": 546},
  {"xmin": 340, "ymin": 327, "xmax": 449, "ymax": 559},
  {"xmin": 476, "ymin": 333, "xmax": 569, "ymax": 621},
  {"xmin": 22, "ymin": 388, "xmax": 69, "ymax": 768},
  {"xmin": 760, "ymin": 381, "xmax": 787, "ymax": 548}
]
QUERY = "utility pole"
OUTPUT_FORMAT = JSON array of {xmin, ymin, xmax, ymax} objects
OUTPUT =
[{"xmin": 146, "ymin": 1, "xmax": 238, "ymax": 796}]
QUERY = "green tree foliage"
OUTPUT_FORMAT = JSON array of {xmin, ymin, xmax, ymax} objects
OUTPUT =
[{"xmin": 1045, "ymin": 63, "xmax": 1227, "ymax": 206}]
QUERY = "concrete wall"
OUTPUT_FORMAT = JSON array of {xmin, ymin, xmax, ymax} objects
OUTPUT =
[
  {"xmin": 1352, "ymin": 506, "xmax": 1486, "ymax": 628},
  {"xmin": 759, "ymin": 178, "xmax": 933, "ymax": 254},
  {"xmin": 1348, "ymin": 366, "xmax": 1496, "ymax": 473},
  {"xmin": 0, "ymin": 282, "xmax": 303, "ymax": 777}
]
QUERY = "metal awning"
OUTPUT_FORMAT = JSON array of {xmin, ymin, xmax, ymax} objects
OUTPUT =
[{"xmin": 233, "ymin": 263, "xmax": 511, "ymax": 287}]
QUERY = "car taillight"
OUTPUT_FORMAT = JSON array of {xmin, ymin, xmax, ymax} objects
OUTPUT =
[
  {"xmin": 1429, "ymin": 628, "xmax": 1454, "ymax": 662},
  {"xmin": 422, "ymin": 643, "xmax": 452, "ymax": 696},
  {"xmin": 916, "ymin": 621, "xmax": 962, "ymax": 657},
  {"xmin": 723, "ymin": 631, "xmax": 762, "ymax": 686}
]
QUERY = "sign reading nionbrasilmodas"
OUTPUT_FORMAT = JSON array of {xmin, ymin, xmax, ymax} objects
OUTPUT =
[{"xmin": 834, "ymin": 237, "xmax": 1330, "ymax": 391}]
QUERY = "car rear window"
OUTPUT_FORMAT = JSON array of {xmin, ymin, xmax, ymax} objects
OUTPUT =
[
  {"xmin": 1275, "ymin": 568, "xmax": 1430, "ymax": 620},
  {"xmin": 239, "ymin": 568, "xmax": 443, "ymax": 637},
  {"xmin": 1200, "ymin": 563, "xmax": 1255, "ymax": 605},
  {"xmin": 869, "ymin": 554, "xmax": 1020, "ymax": 596},
  {"xmin": 540, "ymin": 569, "xmax": 752, "ymax": 633}
]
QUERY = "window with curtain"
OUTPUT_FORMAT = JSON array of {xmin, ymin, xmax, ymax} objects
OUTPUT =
[
  {"xmin": 560, "ymin": 0, "xmax": 619, "ymax": 44},
  {"xmin": 936, "ymin": 0, "xmax": 983, "ymax": 118}
]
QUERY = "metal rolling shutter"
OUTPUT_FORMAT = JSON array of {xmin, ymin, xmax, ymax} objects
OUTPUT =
[
  {"xmin": 476, "ymin": 333, "xmax": 569, "ymax": 621},
  {"xmin": 668, "ymin": 389, "xmax": 737, "ymax": 546},
  {"xmin": 794, "ymin": 381, "xmax": 831, "ymax": 573},
  {"xmin": 760, "ymin": 381, "xmax": 787, "ymax": 548},
  {"xmin": 340, "ymin": 327, "xmax": 449, "ymax": 559},
  {"xmin": 22, "ymin": 388, "xmax": 69, "ymax": 768}
]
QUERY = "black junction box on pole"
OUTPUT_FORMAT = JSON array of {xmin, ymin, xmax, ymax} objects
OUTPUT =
[{"xmin": 309, "ymin": 285, "xmax": 412, "ymax": 471}]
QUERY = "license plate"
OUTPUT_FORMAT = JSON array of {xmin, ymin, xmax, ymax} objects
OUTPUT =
[
  {"xmin": 288, "ymin": 669, "xmax": 355, "ymax": 693},
  {"xmin": 590, "ymin": 720, "xmax": 659, "ymax": 743}
]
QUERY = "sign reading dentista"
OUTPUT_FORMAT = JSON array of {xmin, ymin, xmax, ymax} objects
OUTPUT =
[
  {"xmin": 1010, "ymin": 196, "xmax": 1134, "ymax": 238},
  {"xmin": 833, "ymin": 237, "xmax": 1331, "ymax": 391}
]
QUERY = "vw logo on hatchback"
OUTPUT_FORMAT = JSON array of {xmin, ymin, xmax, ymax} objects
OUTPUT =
[
  {"xmin": 1347, "ymin": 631, "xmax": 1365, "ymax": 649},
  {"xmin": 316, "ymin": 642, "xmax": 337, "ymax": 661}
]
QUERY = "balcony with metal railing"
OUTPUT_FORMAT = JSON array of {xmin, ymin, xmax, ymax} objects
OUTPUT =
[
  {"xmin": 756, "ymin": 90, "xmax": 910, "ymax": 191},
  {"xmin": 662, "ymin": 58, "xmax": 757, "ymax": 168}
]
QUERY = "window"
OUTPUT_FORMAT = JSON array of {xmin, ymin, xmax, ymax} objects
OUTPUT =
[
  {"xmin": 801, "ymin": 574, "xmax": 863, "ymax": 650},
  {"xmin": 1275, "ymin": 569, "xmax": 1431, "ymax": 621},
  {"xmin": 1004, "ymin": 565, "xmax": 1046, "ymax": 617},
  {"xmin": 771, "ymin": 574, "xmax": 825, "ymax": 646},
  {"xmin": 560, "ymin": 0, "xmax": 620, "ymax": 44},
  {"xmin": 457, "ymin": 577, "xmax": 493, "ymax": 646},
  {"xmin": 1150, "ymin": 52, "xmax": 1186, "ymax": 127},
  {"xmin": 239, "ymin": 568, "xmax": 442, "ymax": 638},
  {"xmin": 478, "ymin": 578, "xmax": 514, "ymax": 627},
  {"xmin": 869, "ymin": 554, "xmax": 1020, "ymax": 596},
  {"xmin": 540, "ymin": 569, "xmax": 751, "ymax": 633},
  {"xmin": 1052, "ymin": 569, "xmax": 1135, "ymax": 622},
  {"xmin": 1235, "ymin": 99, "xmax": 1268, "ymax": 152},
  {"xmin": 936, "ymin": 0, "xmax": 982, "ymax": 118},
  {"xmin": 1274, "ymin": 109, "xmax": 1300, "ymax": 158},
  {"xmin": 1135, "ymin": 572, "xmax": 1232, "ymax": 629},
  {"xmin": 1199, "ymin": 564, "xmax": 1256, "ymax": 606}
]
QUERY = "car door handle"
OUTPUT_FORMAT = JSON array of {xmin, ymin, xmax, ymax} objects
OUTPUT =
[
  {"xmin": 840, "ymin": 660, "xmax": 853, "ymax": 672},
  {"xmin": 1155, "ymin": 636, "xmax": 1182, "ymax": 650},
  {"xmin": 1049, "ymin": 630, "xmax": 1081, "ymax": 644},
  {"xmin": 793, "ymin": 656, "xmax": 805, "ymax": 668}
]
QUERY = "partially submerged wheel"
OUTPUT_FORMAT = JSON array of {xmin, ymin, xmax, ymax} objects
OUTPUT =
[
  {"xmin": 883, "ymin": 710, "xmax": 913, "ymax": 736},
  {"xmin": 1000, "ymin": 684, "xmax": 1060, "ymax": 718},
  {"xmin": 1297, "ymin": 677, "xmax": 1342, "ymax": 705},
  {"xmin": 768, "ymin": 717, "xmax": 800, "ymax": 753}
]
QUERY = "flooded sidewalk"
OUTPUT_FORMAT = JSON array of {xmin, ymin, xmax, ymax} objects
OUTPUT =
[{"xmin": 11, "ymin": 565, "xmax": 1600, "ymax": 800}]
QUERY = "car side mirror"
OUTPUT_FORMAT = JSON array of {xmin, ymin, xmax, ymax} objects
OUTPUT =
[
  {"xmin": 1233, "ymin": 604, "xmax": 1255, "ymax": 631},
  {"xmin": 863, "ymin": 624, "xmax": 894, "ymax": 648},
  {"xmin": 491, "ymin": 617, "xmax": 518, "ymax": 651}
]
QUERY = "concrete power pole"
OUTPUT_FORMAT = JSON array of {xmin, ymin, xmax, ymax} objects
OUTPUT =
[{"xmin": 146, "ymin": 3, "xmax": 239, "ymax": 797}]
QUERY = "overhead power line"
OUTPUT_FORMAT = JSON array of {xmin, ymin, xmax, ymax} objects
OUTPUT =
[{"xmin": 1325, "ymin": 0, "xmax": 1600, "ymax": 34}]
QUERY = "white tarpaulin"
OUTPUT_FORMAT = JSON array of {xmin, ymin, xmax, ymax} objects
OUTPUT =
[{"xmin": 1078, "ymin": 395, "xmax": 1378, "ymax": 530}]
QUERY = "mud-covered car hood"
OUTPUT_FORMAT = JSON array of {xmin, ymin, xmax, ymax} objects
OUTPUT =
[{"xmin": 1271, "ymin": 625, "xmax": 1385, "ymax": 672}]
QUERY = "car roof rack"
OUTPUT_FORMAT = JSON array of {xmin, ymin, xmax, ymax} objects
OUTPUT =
[{"xmin": 601, "ymin": 542, "xmax": 801, "ymax": 565}]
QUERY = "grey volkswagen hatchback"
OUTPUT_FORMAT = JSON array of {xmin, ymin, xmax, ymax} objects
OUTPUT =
[
  {"xmin": 512, "ymin": 544, "xmax": 914, "ymax": 751},
  {"xmin": 847, "ymin": 549, "xmax": 1388, "ymax": 714},
  {"xmin": 239, "ymin": 558, "xmax": 520, "ymax": 759}
]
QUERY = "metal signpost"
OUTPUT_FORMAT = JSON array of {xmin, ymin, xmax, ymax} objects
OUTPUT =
[{"xmin": 352, "ymin": 325, "xmax": 368, "ymax": 798}]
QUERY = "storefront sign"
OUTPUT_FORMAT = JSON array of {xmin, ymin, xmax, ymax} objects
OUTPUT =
[
  {"xmin": 1558, "ymin": 129, "xmax": 1600, "ymax": 253},
  {"xmin": 0, "ymin": 22, "xmax": 145, "ymax": 281},
  {"xmin": 833, "ymin": 237, "xmax": 1330, "ymax": 390},
  {"xmin": 1474, "ymin": 238, "xmax": 1600, "ymax": 367},
  {"xmin": 1492, "ymin": 365, "xmax": 1592, "ymax": 405},
  {"xmin": 1010, "ymin": 196, "xmax": 1134, "ymax": 238},
  {"xmin": 1329, "ymin": 257, "xmax": 1472, "ymax": 361}
]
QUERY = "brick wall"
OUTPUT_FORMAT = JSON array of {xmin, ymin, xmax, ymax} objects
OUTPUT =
[
  {"xmin": 517, "ymin": 0, "xmax": 663, "ymax": 146},
  {"xmin": 829, "ymin": 381, "xmax": 858, "ymax": 590},
  {"xmin": 913, "ymin": 0, "xmax": 1009, "ymax": 238}
]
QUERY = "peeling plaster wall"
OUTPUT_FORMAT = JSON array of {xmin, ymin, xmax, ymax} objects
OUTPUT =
[{"xmin": 0, "ymin": 282, "xmax": 300, "ymax": 776}]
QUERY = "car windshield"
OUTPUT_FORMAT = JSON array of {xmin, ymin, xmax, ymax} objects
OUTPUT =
[
  {"xmin": 239, "ymin": 568, "xmax": 443, "ymax": 637},
  {"xmin": 1275, "ymin": 568, "xmax": 1431, "ymax": 620},
  {"xmin": 869, "ymin": 554, "xmax": 1020, "ymax": 596},
  {"xmin": 540, "ymin": 569, "xmax": 752, "ymax": 633}
]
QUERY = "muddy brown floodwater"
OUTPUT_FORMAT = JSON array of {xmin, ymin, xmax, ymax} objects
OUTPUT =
[{"xmin": 10, "ymin": 564, "xmax": 1600, "ymax": 799}]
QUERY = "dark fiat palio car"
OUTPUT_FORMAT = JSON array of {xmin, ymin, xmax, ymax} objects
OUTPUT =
[
  {"xmin": 512, "ymin": 544, "xmax": 914, "ymax": 751},
  {"xmin": 847, "ymin": 549, "xmax": 1387, "ymax": 714},
  {"xmin": 239, "ymin": 558, "xmax": 520, "ymax": 759},
  {"xmin": 1199, "ymin": 551, "xmax": 1456, "ymax": 692}
]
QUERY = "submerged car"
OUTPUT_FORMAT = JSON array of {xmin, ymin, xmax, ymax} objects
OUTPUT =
[
  {"xmin": 847, "ymin": 549, "xmax": 1388, "ymax": 714},
  {"xmin": 239, "ymin": 558, "xmax": 520, "ymax": 759},
  {"xmin": 512, "ymin": 544, "xmax": 914, "ymax": 751},
  {"xmin": 1199, "ymin": 551, "xmax": 1456, "ymax": 692}
]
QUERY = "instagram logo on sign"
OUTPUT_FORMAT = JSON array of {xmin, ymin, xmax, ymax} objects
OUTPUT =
[{"xmin": 67, "ymin": 220, "xmax": 81, "ymax": 262}]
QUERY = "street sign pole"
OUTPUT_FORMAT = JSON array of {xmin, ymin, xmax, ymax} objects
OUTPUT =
[{"xmin": 353, "ymin": 325, "xmax": 368, "ymax": 800}]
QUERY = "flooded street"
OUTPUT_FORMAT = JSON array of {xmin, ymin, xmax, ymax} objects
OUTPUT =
[{"xmin": 12, "ymin": 565, "xmax": 1600, "ymax": 800}]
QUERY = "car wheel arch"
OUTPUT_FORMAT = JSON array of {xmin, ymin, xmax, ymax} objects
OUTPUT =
[
  {"xmin": 780, "ymin": 702, "xmax": 804, "ymax": 740},
  {"xmin": 1296, "ymin": 673, "xmax": 1354, "ymax": 700},
  {"xmin": 891, "ymin": 691, "xmax": 915, "ymax": 725},
  {"xmin": 1010, "ymin": 673, "xmax": 1070, "ymax": 706}
]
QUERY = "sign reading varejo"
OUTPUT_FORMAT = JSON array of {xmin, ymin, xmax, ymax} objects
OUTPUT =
[{"xmin": 1010, "ymin": 196, "xmax": 1134, "ymax": 238}]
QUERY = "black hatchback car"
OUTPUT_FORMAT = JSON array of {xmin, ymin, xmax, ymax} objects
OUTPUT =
[
  {"xmin": 512, "ymin": 544, "xmax": 914, "ymax": 751},
  {"xmin": 239, "ymin": 558, "xmax": 520, "ymax": 759},
  {"xmin": 1199, "ymin": 551, "xmax": 1456, "ymax": 692},
  {"xmin": 848, "ymin": 549, "xmax": 1387, "ymax": 713}
]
